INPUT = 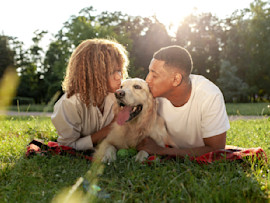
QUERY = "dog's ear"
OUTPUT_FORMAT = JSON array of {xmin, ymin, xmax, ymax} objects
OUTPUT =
[
  {"xmin": 136, "ymin": 94, "xmax": 157, "ymax": 133},
  {"xmin": 143, "ymin": 91, "xmax": 157, "ymax": 119},
  {"xmin": 154, "ymin": 97, "xmax": 158, "ymax": 111}
]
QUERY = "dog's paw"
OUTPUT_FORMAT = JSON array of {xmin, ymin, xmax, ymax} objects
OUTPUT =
[
  {"xmin": 102, "ymin": 145, "xmax": 117, "ymax": 163},
  {"xmin": 135, "ymin": 150, "xmax": 149, "ymax": 162}
]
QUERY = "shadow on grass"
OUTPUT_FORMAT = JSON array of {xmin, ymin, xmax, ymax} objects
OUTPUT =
[
  {"xmin": 0, "ymin": 115, "xmax": 269, "ymax": 202},
  {"xmin": 0, "ymin": 152, "xmax": 269, "ymax": 202},
  {"xmin": 98, "ymin": 157, "xmax": 269, "ymax": 202},
  {"xmin": 0, "ymin": 154, "xmax": 91, "ymax": 202}
]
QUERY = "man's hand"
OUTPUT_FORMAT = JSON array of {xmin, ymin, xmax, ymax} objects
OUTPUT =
[
  {"xmin": 136, "ymin": 132, "xmax": 227, "ymax": 157},
  {"xmin": 136, "ymin": 137, "xmax": 164, "ymax": 155}
]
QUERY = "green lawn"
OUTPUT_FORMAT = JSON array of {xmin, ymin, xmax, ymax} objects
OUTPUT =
[
  {"xmin": 7, "ymin": 104, "xmax": 54, "ymax": 113},
  {"xmin": 0, "ymin": 116, "xmax": 270, "ymax": 202},
  {"xmin": 226, "ymin": 103, "xmax": 270, "ymax": 116},
  {"xmin": 7, "ymin": 102, "xmax": 270, "ymax": 116}
]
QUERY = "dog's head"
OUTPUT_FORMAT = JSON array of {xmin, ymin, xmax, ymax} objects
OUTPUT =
[{"xmin": 114, "ymin": 78, "xmax": 154, "ymax": 125}]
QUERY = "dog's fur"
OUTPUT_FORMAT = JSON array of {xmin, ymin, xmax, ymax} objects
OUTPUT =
[{"xmin": 94, "ymin": 78, "xmax": 169, "ymax": 162}]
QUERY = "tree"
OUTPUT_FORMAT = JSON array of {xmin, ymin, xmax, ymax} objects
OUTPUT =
[
  {"xmin": 15, "ymin": 30, "xmax": 47, "ymax": 103},
  {"xmin": 0, "ymin": 35, "xmax": 15, "ymax": 79},
  {"xmin": 246, "ymin": 0, "xmax": 270, "ymax": 99},
  {"xmin": 129, "ymin": 17, "xmax": 172, "ymax": 78},
  {"xmin": 10, "ymin": 3, "xmax": 269, "ymax": 104},
  {"xmin": 217, "ymin": 60, "xmax": 249, "ymax": 102},
  {"xmin": 43, "ymin": 7, "xmax": 133, "ymax": 101},
  {"xmin": 221, "ymin": 0, "xmax": 270, "ymax": 100},
  {"xmin": 176, "ymin": 13, "xmax": 224, "ymax": 83},
  {"xmin": 43, "ymin": 40, "xmax": 69, "ymax": 102}
]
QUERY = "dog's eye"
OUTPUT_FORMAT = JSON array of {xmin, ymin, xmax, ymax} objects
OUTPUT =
[
  {"xmin": 120, "ymin": 85, "xmax": 123, "ymax": 89},
  {"xmin": 133, "ymin": 85, "xmax": 142, "ymax": 89}
]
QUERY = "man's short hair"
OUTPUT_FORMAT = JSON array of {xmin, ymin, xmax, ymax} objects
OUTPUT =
[{"xmin": 153, "ymin": 45, "xmax": 193, "ymax": 76}]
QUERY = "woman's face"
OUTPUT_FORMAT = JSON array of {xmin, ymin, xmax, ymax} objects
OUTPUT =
[{"xmin": 107, "ymin": 70, "xmax": 122, "ymax": 93}]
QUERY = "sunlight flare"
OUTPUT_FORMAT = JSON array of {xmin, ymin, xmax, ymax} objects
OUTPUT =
[{"xmin": 0, "ymin": 67, "xmax": 19, "ymax": 112}]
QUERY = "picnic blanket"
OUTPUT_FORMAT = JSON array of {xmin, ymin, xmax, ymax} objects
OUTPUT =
[
  {"xmin": 26, "ymin": 139, "xmax": 94, "ymax": 161},
  {"xmin": 26, "ymin": 140, "xmax": 267, "ymax": 164}
]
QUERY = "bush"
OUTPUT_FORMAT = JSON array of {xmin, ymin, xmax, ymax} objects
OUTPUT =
[
  {"xmin": 12, "ymin": 97, "xmax": 35, "ymax": 105},
  {"xmin": 217, "ymin": 60, "xmax": 249, "ymax": 102}
]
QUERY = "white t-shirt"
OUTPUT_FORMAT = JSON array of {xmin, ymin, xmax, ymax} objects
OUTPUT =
[
  {"xmin": 51, "ymin": 93, "xmax": 115, "ymax": 150},
  {"xmin": 158, "ymin": 74, "xmax": 230, "ymax": 148}
]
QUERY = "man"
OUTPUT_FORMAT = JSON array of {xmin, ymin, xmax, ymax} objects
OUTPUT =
[{"xmin": 137, "ymin": 45, "xmax": 230, "ymax": 157}]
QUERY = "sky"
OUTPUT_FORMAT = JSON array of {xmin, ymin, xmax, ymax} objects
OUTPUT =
[{"xmin": 0, "ymin": 0, "xmax": 254, "ymax": 50}]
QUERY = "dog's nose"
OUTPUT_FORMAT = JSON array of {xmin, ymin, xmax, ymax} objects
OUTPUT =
[{"xmin": 115, "ymin": 89, "xmax": 125, "ymax": 99}]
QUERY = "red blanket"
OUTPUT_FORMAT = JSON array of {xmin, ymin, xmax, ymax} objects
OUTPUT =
[
  {"xmin": 26, "ymin": 140, "xmax": 267, "ymax": 164},
  {"xmin": 26, "ymin": 140, "xmax": 94, "ymax": 161},
  {"xmin": 191, "ymin": 146, "xmax": 267, "ymax": 164}
]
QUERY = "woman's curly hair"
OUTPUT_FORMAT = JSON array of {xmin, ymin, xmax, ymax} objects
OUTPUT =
[{"xmin": 62, "ymin": 38, "xmax": 129, "ymax": 107}]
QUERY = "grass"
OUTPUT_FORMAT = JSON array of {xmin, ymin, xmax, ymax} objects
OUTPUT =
[
  {"xmin": 7, "ymin": 104, "xmax": 54, "ymax": 113},
  {"xmin": 226, "ymin": 103, "xmax": 270, "ymax": 116},
  {"xmin": 6, "ymin": 102, "xmax": 270, "ymax": 116},
  {"xmin": 0, "ymin": 115, "xmax": 270, "ymax": 202}
]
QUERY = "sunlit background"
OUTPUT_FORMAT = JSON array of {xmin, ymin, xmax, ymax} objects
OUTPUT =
[
  {"xmin": 0, "ymin": 0, "xmax": 269, "ymax": 106},
  {"xmin": 1, "ymin": 0, "xmax": 253, "ymax": 50}
]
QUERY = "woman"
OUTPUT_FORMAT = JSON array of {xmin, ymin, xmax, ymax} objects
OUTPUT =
[{"xmin": 51, "ymin": 38, "xmax": 129, "ymax": 150}]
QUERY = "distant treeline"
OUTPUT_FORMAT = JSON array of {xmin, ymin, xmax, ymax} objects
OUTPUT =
[{"xmin": 0, "ymin": 0, "xmax": 269, "ymax": 104}]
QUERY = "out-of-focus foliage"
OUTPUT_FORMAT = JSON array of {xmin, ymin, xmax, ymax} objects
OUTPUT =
[
  {"xmin": 0, "ymin": 36, "xmax": 15, "ymax": 79},
  {"xmin": 1, "ymin": 0, "xmax": 269, "ymax": 103},
  {"xmin": 15, "ymin": 30, "xmax": 48, "ymax": 103},
  {"xmin": 176, "ymin": 13, "xmax": 223, "ymax": 83},
  {"xmin": 221, "ymin": 0, "xmax": 270, "ymax": 101},
  {"xmin": 217, "ymin": 60, "xmax": 249, "ymax": 102}
]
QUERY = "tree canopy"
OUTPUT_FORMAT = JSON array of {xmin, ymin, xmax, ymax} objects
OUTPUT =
[{"xmin": 1, "ymin": 0, "xmax": 269, "ymax": 104}]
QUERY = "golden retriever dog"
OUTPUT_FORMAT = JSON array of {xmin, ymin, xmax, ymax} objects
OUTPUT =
[{"xmin": 94, "ymin": 78, "xmax": 169, "ymax": 163}]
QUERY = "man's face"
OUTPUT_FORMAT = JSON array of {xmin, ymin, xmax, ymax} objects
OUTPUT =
[{"xmin": 145, "ymin": 59, "xmax": 174, "ymax": 98}]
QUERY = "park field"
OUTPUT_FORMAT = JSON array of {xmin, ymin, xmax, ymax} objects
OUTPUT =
[
  {"xmin": 226, "ymin": 103, "xmax": 270, "ymax": 116},
  {"xmin": 0, "ymin": 115, "xmax": 270, "ymax": 202},
  {"xmin": 7, "ymin": 102, "xmax": 270, "ymax": 116}
]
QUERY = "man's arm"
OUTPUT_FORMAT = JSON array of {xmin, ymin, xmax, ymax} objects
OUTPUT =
[{"xmin": 136, "ymin": 132, "xmax": 226, "ymax": 157}]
